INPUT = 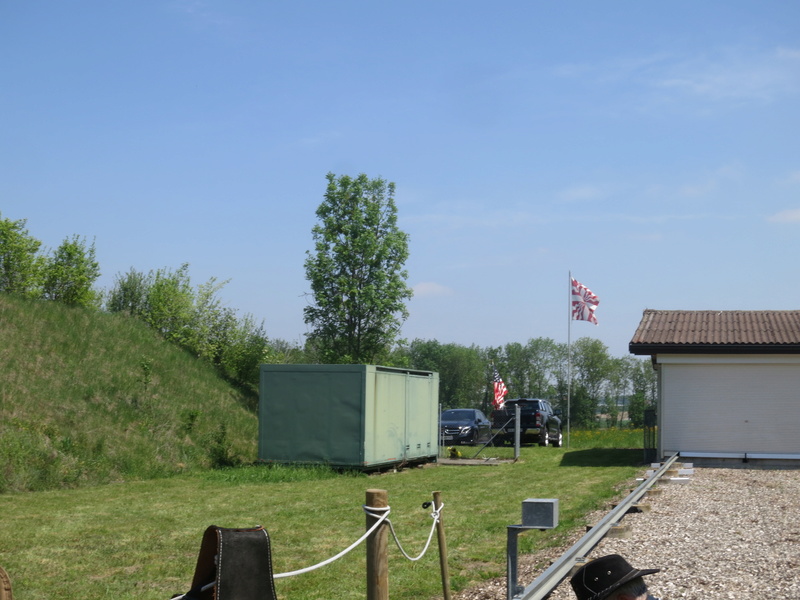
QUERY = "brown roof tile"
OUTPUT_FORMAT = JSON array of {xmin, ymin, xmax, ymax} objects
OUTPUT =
[{"xmin": 629, "ymin": 310, "xmax": 800, "ymax": 354}]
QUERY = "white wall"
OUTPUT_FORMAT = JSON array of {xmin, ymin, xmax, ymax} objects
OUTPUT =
[{"xmin": 657, "ymin": 355, "xmax": 800, "ymax": 456}]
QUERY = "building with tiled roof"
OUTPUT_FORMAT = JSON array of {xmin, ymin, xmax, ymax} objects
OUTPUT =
[{"xmin": 630, "ymin": 309, "xmax": 800, "ymax": 465}]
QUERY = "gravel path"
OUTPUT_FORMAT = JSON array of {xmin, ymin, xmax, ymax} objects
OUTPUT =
[{"xmin": 454, "ymin": 466, "xmax": 800, "ymax": 600}]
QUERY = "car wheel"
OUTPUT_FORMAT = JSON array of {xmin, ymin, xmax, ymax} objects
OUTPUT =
[
  {"xmin": 552, "ymin": 430, "xmax": 563, "ymax": 448},
  {"xmin": 539, "ymin": 429, "xmax": 549, "ymax": 447}
]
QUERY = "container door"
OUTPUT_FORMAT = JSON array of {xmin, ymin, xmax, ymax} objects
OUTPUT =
[
  {"xmin": 366, "ymin": 369, "xmax": 407, "ymax": 465},
  {"xmin": 404, "ymin": 373, "xmax": 438, "ymax": 460}
]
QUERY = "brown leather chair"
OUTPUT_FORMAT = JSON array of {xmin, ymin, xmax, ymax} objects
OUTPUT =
[{"xmin": 0, "ymin": 566, "xmax": 12, "ymax": 600}]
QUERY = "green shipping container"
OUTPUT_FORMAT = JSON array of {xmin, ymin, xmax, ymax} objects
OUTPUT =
[{"xmin": 259, "ymin": 364, "xmax": 439, "ymax": 468}]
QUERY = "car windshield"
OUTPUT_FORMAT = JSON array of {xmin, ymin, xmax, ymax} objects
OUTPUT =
[{"xmin": 441, "ymin": 410, "xmax": 473, "ymax": 420}]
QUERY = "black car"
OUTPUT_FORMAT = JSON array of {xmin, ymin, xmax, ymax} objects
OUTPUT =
[{"xmin": 439, "ymin": 408, "xmax": 492, "ymax": 445}]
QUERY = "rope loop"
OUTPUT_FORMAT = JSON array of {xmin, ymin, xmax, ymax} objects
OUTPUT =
[{"xmin": 385, "ymin": 502, "xmax": 444, "ymax": 562}]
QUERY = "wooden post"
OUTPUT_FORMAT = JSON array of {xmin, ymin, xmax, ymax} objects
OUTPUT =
[
  {"xmin": 433, "ymin": 491, "xmax": 451, "ymax": 600},
  {"xmin": 366, "ymin": 489, "xmax": 389, "ymax": 600}
]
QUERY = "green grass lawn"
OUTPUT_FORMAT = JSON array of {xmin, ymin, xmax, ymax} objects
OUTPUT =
[{"xmin": 0, "ymin": 440, "xmax": 647, "ymax": 600}]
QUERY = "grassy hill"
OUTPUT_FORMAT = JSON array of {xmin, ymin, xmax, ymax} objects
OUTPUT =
[{"xmin": 0, "ymin": 294, "xmax": 258, "ymax": 492}]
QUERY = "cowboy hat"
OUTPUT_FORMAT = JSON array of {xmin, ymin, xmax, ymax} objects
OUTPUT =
[{"xmin": 570, "ymin": 554, "xmax": 659, "ymax": 600}]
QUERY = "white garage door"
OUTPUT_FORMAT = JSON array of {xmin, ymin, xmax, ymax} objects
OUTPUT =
[{"xmin": 660, "ymin": 357, "xmax": 800, "ymax": 455}]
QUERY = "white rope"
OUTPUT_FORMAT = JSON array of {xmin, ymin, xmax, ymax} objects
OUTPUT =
[
  {"xmin": 273, "ymin": 505, "xmax": 390, "ymax": 578},
  {"xmin": 172, "ymin": 501, "xmax": 444, "ymax": 598},
  {"xmin": 384, "ymin": 502, "xmax": 443, "ymax": 562}
]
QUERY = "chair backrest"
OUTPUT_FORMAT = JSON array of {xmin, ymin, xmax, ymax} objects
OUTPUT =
[
  {"xmin": 0, "ymin": 566, "xmax": 12, "ymax": 600},
  {"xmin": 189, "ymin": 525, "xmax": 278, "ymax": 600}
]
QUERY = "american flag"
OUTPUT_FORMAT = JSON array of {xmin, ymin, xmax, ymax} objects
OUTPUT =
[
  {"xmin": 571, "ymin": 277, "xmax": 600, "ymax": 325},
  {"xmin": 492, "ymin": 368, "xmax": 508, "ymax": 410}
]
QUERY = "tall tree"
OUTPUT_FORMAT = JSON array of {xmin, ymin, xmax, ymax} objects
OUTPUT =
[
  {"xmin": 41, "ymin": 235, "xmax": 101, "ymax": 307},
  {"xmin": 570, "ymin": 337, "xmax": 611, "ymax": 427},
  {"xmin": 525, "ymin": 337, "xmax": 562, "ymax": 400},
  {"xmin": 0, "ymin": 213, "xmax": 45, "ymax": 297},
  {"xmin": 304, "ymin": 172, "xmax": 413, "ymax": 364},
  {"xmin": 405, "ymin": 339, "xmax": 485, "ymax": 409},
  {"xmin": 503, "ymin": 341, "xmax": 532, "ymax": 395},
  {"xmin": 629, "ymin": 357, "xmax": 657, "ymax": 427}
]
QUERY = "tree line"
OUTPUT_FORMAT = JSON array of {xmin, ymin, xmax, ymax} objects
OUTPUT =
[
  {"xmin": 2, "ymin": 173, "xmax": 655, "ymax": 427},
  {"xmin": 392, "ymin": 338, "xmax": 656, "ymax": 428}
]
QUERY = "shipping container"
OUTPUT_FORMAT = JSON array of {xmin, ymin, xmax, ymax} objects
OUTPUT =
[{"xmin": 258, "ymin": 364, "xmax": 439, "ymax": 469}]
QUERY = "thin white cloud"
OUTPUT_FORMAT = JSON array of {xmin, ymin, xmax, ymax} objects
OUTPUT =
[
  {"xmin": 405, "ymin": 202, "xmax": 722, "ymax": 232},
  {"xmin": 402, "ymin": 208, "xmax": 545, "ymax": 231},
  {"xmin": 552, "ymin": 53, "xmax": 672, "ymax": 83},
  {"xmin": 776, "ymin": 48, "xmax": 800, "ymax": 60},
  {"xmin": 558, "ymin": 184, "xmax": 609, "ymax": 203},
  {"xmin": 678, "ymin": 164, "xmax": 743, "ymax": 198},
  {"xmin": 782, "ymin": 170, "xmax": 800, "ymax": 185},
  {"xmin": 654, "ymin": 47, "xmax": 800, "ymax": 103},
  {"xmin": 413, "ymin": 282, "xmax": 454, "ymax": 298},
  {"xmin": 403, "ymin": 167, "xmax": 748, "ymax": 237},
  {"xmin": 294, "ymin": 130, "xmax": 343, "ymax": 147},
  {"xmin": 167, "ymin": 0, "xmax": 248, "ymax": 40},
  {"xmin": 629, "ymin": 232, "xmax": 665, "ymax": 243},
  {"xmin": 554, "ymin": 46, "xmax": 800, "ymax": 109},
  {"xmin": 767, "ymin": 209, "xmax": 800, "ymax": 223}
]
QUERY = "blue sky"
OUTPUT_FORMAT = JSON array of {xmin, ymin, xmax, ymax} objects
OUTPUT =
[{"xmin": 2, "ymin": 1, "xmax": 799, "ymax": 358}]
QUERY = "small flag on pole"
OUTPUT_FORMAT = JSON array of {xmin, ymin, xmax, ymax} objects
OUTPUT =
[
  {"xmin": 571, "ymin": 277, "xmax": 600, "ymax": 325},
  {"xmin": 492, "ymin": 367, "xmax": 508, "ymax": 410}
]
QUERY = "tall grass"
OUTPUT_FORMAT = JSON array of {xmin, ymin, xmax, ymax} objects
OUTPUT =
[
  {"xmin": 0, "ymin": 295, "xmax": 257, "ymax": 492},
  {"xmin": 568, "ymin": 427, "xmax": 644, "ymax": 449}
]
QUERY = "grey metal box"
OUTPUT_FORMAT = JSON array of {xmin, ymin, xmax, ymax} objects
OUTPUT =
[{"xmin": 521, "ymin": 498, "xmax": 558, "ymax": 529}]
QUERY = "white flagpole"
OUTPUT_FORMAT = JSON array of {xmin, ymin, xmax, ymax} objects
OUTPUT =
[{"xmin": 567, "ymin": 271, "xmax": 571, "ymax": 449}]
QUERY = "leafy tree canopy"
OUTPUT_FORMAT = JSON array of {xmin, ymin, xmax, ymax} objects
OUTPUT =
[
  {"xmin": 0, "ymin": 213, "xmax": 44, "ymax": 297},
  {"xmin": 41, "ymin": 235, "xmax": 101, "ymax": 308},
  {"xmin": 304, "ymin": 172, "xmax": 413, "ymax": 364}
]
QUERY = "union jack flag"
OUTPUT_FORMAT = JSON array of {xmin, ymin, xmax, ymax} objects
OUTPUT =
[
  {"xmin": 571, "ymin": 277, "xmax": 600, "ymax": 325},
  {"xmin": 492, "ymin": 368, "xmax": 508, "ymax": 410}
]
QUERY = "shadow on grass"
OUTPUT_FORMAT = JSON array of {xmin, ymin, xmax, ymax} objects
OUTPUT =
[{"xmin": 559, "ymin": 448, "xmax": 644, "ymax": 467}]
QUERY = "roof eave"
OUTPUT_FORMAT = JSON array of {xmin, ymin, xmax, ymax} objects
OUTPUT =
[{"xmin": 629, "ymin": 343, "xmax": 800, "ymax": 356}]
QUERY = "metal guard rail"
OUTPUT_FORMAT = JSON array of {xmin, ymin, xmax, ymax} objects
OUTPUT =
[{"xmin": 515, "ymin": 453, "xmax": 680, "ymax": 600}]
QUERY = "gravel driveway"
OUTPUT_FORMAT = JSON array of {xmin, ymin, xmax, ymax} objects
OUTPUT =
[{"xmin": 454, "ymin": 466, "xmax": 800, "ymax": 600}]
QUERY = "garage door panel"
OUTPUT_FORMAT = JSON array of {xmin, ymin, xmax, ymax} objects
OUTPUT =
[{"xmin": 662, "ymin": 363, "xmax": 800, "ymax": 454}]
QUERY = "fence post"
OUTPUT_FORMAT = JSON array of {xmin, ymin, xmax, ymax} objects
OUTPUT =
[
  {"xmin": 433, "ymin": 491, "xmax": 451, "ymax": 600},
  {"xmin": 366, "ymin": 489, "xmax": 389, "ymax": 600}
]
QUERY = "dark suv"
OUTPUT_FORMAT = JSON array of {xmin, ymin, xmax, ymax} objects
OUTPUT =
[
  {"xmin": 491, "ymin": 398, "xmax": 562, "ymax": 446},
  {"xmin": 439, "ymin": 408, "xmax": 491, "ymax": 445}
]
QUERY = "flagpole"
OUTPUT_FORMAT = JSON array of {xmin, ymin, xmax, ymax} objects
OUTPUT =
[{"xmin": 567, "ymin": 271, "xmax": 571, "ymax": 449}]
